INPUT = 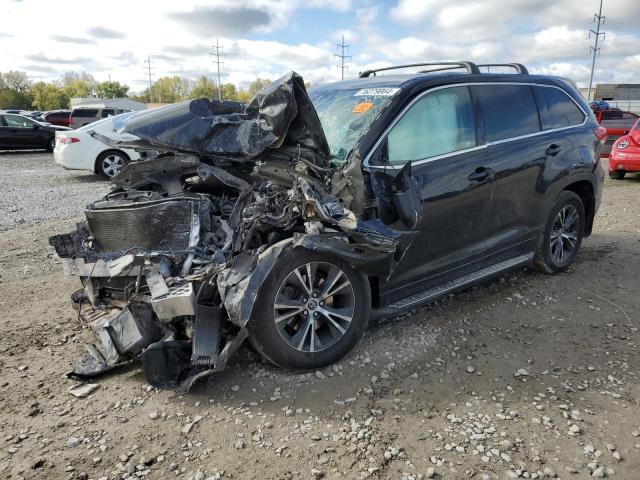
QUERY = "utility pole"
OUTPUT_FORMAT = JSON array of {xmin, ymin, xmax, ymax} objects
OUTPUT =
[
  {"xmin": 334, "ymin": 34, "xmax": 351, "ymax": 81},
  {"xmin": 209, "ymin": 39, "xmax": 224, "ymax": 100},
  {"xmin": 587, "ymin": 0, "xmax": 605, "ymax": 101},
  {"xmin": 144, "ymin": 55, "xmax": 154, "ymax": 102}
]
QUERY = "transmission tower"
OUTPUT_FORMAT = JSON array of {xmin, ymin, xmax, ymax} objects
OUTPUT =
[
  {"xmin": 144, "ymin": 55, "xmax": 155, "ymax": 102},
  {"xmin": 587, "ymin": 0, "xmax": 605, "ymax": 101},
  {"xmin": 334, "ymin": 34, "xmax": 351, "ymax": 81},
  {"xmin": 209, "ymin": 39, "xmax": 225, "ymax": 100}
]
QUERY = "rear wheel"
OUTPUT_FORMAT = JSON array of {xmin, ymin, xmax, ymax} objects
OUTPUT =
[
  {"xmin": 248, "ymin": 249, "xmax": 370, "ymax": 370},
  {"xmin": 534, "ymin": 191, "xmax": 585, "ymax": 273},
  {"xmin": 96, "ymin": 150, "xmax": 130, "ymax": 179},
  {"xmin": 609, "ymin": 170, "xmax": 626, "ymax": 180}
]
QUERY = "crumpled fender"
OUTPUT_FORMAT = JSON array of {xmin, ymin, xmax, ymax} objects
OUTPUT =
[
  {"xmin": 217, "ymin": 238, "xmax": 295, "ymax": 328},
  {"xmin": 217, "ymin": 231, "xmax": 401, "ymax": 329}
]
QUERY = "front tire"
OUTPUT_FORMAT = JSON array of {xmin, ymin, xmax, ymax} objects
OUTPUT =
[
  {"xmin": 46, "ymin": 136, "xmax": 56, "ymax": 152},
  {"xmin": 96, "ymin": 150, "xmax": 130, "ymax": 179},
  {"xmin": 609, "ymin": 170, "xmax": 625, "ymax": 180},
  {"xmin": 534, "ymin": 191, "xmax": 585, "ymax": 273},
  {"xmin": 248, "ymin": 249, "xmax": 371, "ymax": 370}
]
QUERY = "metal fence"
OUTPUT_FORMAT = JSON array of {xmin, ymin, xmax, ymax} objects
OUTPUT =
[{"xmin": 606, "ymin": 100, "xmax": 640, "ymax": 114}]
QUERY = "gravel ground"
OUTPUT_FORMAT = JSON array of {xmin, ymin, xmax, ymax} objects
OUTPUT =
[
  {"xmin": 0, "ymin": 152, "xmax": 639, "ymax": 480},
  {"xmin": 0, "ymin": 151, "xmax": 110, "ymax": 231}
]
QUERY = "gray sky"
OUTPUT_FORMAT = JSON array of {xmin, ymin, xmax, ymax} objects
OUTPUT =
[{"xmin": 1, "ymin": 0, "xmax": 638, "ymax": 91}]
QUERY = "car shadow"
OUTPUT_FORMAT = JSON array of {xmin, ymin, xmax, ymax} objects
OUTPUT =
[
  {"xmin": 65, "ymin": 173, "xmax": 109, "ymax": 184},
  {"xmin": 0, "ymin": 149, "xmax": 48, "ymax": 156}
]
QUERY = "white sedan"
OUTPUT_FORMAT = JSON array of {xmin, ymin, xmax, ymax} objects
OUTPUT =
[{"xmin": 54, "ymin": 113, "xmax": 144, "ymax": 179}]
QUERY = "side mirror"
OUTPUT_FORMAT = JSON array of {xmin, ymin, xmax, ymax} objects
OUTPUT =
[
  {"xmin": 392, "ymin": 162, "xmax": 421, "ymax": 229},
  {"xmin": 32, "ymin": 124, "xmax": 39, "ymax": 130}
]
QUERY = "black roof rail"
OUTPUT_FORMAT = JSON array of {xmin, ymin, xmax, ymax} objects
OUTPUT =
[
  {"xmin": 476, "ymin": 63, "xmax": 529, "ymax": 74},
  {"xmin": 359, "ymin": 61, "xmax": 480, "ymax": 78}
]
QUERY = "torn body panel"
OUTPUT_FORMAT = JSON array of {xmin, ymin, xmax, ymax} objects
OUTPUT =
[{"xmin": 50, "ymin": 71, "xmax": 419, "ymax": 391}]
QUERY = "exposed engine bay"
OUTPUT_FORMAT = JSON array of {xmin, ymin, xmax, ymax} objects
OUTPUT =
[{"xmin": 49, "ymin": 72, "xmax": 419, "ymax": 391}]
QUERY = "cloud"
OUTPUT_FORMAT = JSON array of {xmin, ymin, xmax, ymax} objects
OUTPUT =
[
  {"xmin": 169, "ymin": 6, "xmax": 273, "ymax": 37},
  {"xmin": 164, "ymin": 44, "xmax": 210, "ymax": 56},
  {"xmin": 87, "ymin": 26, "xmax": 126, "ymax": 39},
  {"xmin": 0, "ymin": 32, "xmax": 12, "ymax": 39},
  {"xmin": 25, "ymin": 53, "xmax": 93, "ymax": 65},
  {"xmin": 50, "ymin": 35, "xmax": 96, "ymax": 45}
]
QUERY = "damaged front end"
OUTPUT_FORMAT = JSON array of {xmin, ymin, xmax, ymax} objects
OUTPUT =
[{"xmin": 50, "ymin": 72, "xmax": 418, "ymax": 391}]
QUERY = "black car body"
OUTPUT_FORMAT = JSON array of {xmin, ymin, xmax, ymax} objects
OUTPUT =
[
  {"xmin": 49, "ymin": 63, "xmax": 604, "ymax": 390},
  {"xmin": 0, "ymin": 113, "xmax": 71, "ymax": 151}
]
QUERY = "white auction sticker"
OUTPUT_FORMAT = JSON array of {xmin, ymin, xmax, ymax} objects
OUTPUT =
[{"xmin": 354, "ymin": 87, "xmax": 400, "ymax": 96}]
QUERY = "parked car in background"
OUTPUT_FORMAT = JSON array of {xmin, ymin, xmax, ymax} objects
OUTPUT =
[
  {"xmin": 42, "ymin": 110, "xmax": 72, "ymax": 127},
  {"xmin": 55, "ymin": 113, "xmax": 148, "ymax": 178},
  {"xmin": 608, "ymin": 117, "xmax": 640, "ymax": 179},
  {"xmin": 70, "ymin": 107, "xmax": 131, "ymax": 129},
  {"xmin": 0, "ymin": 113, "xmax": 71, "ymax": 151},
  {"xmin": 595, "ymin": 109, "xmax": 639, "ymax": 158}
]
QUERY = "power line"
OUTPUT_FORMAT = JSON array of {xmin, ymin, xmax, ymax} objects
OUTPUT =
[
  {"xmin": 144, "ymin": 55, "xmax": 155, "ymax": 101},
  {"xmin": 587, "ymin": 0, "xmax": 606, "ymax": 101},
  {"xmin": 334, "ymin": 34, "xmax": 351, "ymax": 81},
  {"xmin": 209, "ymin": 39, "xmax": 225, "ymax": 101}
]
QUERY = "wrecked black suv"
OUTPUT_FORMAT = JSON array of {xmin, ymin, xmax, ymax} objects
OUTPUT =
[{"xmin": 50, "ymin": 62, "xmax": 604, "ymax": 390}]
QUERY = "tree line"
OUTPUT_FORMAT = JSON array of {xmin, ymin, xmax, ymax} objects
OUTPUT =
[{"xmin": 0, "ymin": 70, "xmax": 274, "ymax": 111}]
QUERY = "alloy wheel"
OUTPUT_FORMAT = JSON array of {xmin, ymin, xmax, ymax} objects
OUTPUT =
[
  {"xmin": 549, "ymin": 205, "xmax": 579, "ymax": 265},
  {"xmin": 273, "ymin": 261, "xmax": 355, "ymax": 353},
  {"xmin": 102, "ymin": 154, "xmax": 125, "ymax": 178}
]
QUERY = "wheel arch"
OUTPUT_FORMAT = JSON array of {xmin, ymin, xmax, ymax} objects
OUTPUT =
[
  {"xmin": 94, "ymin": 149, "xmax": 131, "ymax": 174},
  {"xmin": 563, "ymin": 179, "xmax": 595, "ymax": 236}
]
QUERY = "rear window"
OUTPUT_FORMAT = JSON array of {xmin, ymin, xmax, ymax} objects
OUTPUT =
[
  {"xmin": 73, "ymin": 109, "xmax": 99, "ymax": 118},
  {"xmin": 601, "ymin": 111, "xmax": 638, "ymax": 129},
  {"xmin": 474, "ymin": 85, "xmax": 541, "ymax": 142},
  {"xmin": 536, "ymin": 86, "xmax": 586, "ymax": 129}
]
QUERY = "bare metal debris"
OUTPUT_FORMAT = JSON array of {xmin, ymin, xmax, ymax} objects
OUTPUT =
[{"xmin": 49, "ymin": 72, "xmax": 420, "ymax": 391}]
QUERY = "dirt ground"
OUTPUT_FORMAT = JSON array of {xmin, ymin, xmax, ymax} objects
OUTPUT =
[{"xmin": 1, "ymin": 152, "xmax": 639, "ymax": 480}]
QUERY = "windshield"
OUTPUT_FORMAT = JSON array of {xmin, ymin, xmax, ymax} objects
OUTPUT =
[{"xmin": 308, "ymin": 86, "xmax": 398, "ymax": 164}]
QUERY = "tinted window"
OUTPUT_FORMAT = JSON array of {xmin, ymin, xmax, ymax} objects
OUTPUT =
[
  {"xmin": 601, "ymin": 111, "xmax": 638, "ymax": 129},
  {"xmin": 387, "ymin": 86, "xmax": 476, "ymax": 163},
  {"xmin": 475, "ymin": 85, "xmax": 540, "ymax": 142},
  {"xmin": 73, "ymin": 109, "xmax": 98, "ymax": 118},
  {"xmin": 4, "ymin": 114, "xmax": 35, "ymax": 128},
  {"xmin": 101, "ymin": 109, "xmax": 115, "ymax": 118},
  {"xmin": 537, "ymin": 86, "xmax": 585, "ymax": 129}
]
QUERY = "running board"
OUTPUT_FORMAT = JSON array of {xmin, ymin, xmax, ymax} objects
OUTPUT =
[{"xmin": 373, "ymin": 253, "xmax": 534, "ymax": 318}]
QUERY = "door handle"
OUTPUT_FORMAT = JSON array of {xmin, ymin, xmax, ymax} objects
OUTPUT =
[
  {"xmin": 468, "ymin": 167, "xmax": 494, "ymax": 183},
  {"xmin": 545, "ymin": 144, "xmax": 563, "ymax": 156}
]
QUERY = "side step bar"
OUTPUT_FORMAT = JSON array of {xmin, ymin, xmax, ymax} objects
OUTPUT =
[{"xmin": 371, "ymin": 253, "xmax": 534, "ymax": 320}]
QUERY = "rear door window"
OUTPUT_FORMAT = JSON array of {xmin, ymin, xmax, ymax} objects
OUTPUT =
[
  {"xmin": 387, "ymin": 86, "xmax": 476, "ymax": 164},
  {"xmin": 600, "ymin": 111, "xmax": 639, "ymax": 129},
  {"xmin": 536, "ymin": 86, "xmax": 586, "ymax": 129},
  {"xmin": 4, "ymin": 115, "xmax": 35, "ymax": 128},
  {"xmin": 101, "ymin": 109, "xmax": 115, "ymax": 118},
  {"xmin": 73, "ymin": 109, "xmax": 99, "ymax": 118},
  {"xmin": 474, "ymin": 85, "xmax": 541, "ymax": 142}
]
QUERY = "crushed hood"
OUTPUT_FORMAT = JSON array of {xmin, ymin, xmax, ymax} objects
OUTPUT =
[{"xmin": 109, "ymin": 72, "xmax": 330, "ymax": 165}]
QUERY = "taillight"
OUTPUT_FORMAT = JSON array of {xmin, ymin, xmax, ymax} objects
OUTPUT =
[
  {"xmin": 593, "ymin": 126, "xmax": 607, "ymax": 142},
  {"xmin": 58, "ymin": 137, "xmax": 80, "ymax": 144}
]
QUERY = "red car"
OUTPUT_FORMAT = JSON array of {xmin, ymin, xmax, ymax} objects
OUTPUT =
[
  {"xmin": 42, "ymin": 110, "xmax": 72, "ymax": 127},
  {"xmin": 595, "ymin": 109, "xmax": 639, "ymax": 158},
  {"xmin": 609, "ymin": 117, "xmax": 640, "ymax": 179}
]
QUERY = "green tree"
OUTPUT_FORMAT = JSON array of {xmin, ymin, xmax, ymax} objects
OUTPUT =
[
  {"xmin": 96, "ymin": 81, "xmax": 129, "ymax": 98},
  {"xmin": 248, "ymin": 78, "xmax": 272, "ymax": 96},
  {"xmin": 1, "ymin": 71, "xmax": 31, "ymax": 93},
  {"xmin": 30, "ymin": 82, "xmax": 69, "ymax": 110},
  {"xmin": 188, "ymin": 76, "xmax": 218, "ymax": 99},
  {"xmin": 220, "ymin": 83, "xmax": 237, "ymax": 100},
  {"xmin": 149, "ymin": 76, "xmax": 191, "ymax": 103},
  {"xmin": 60, "ymin": 72, "xmax": 96, "ymax": 99},
  {"xmin": 0, "ymin": 71, "xmax": 32, "ymax": 109}
]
